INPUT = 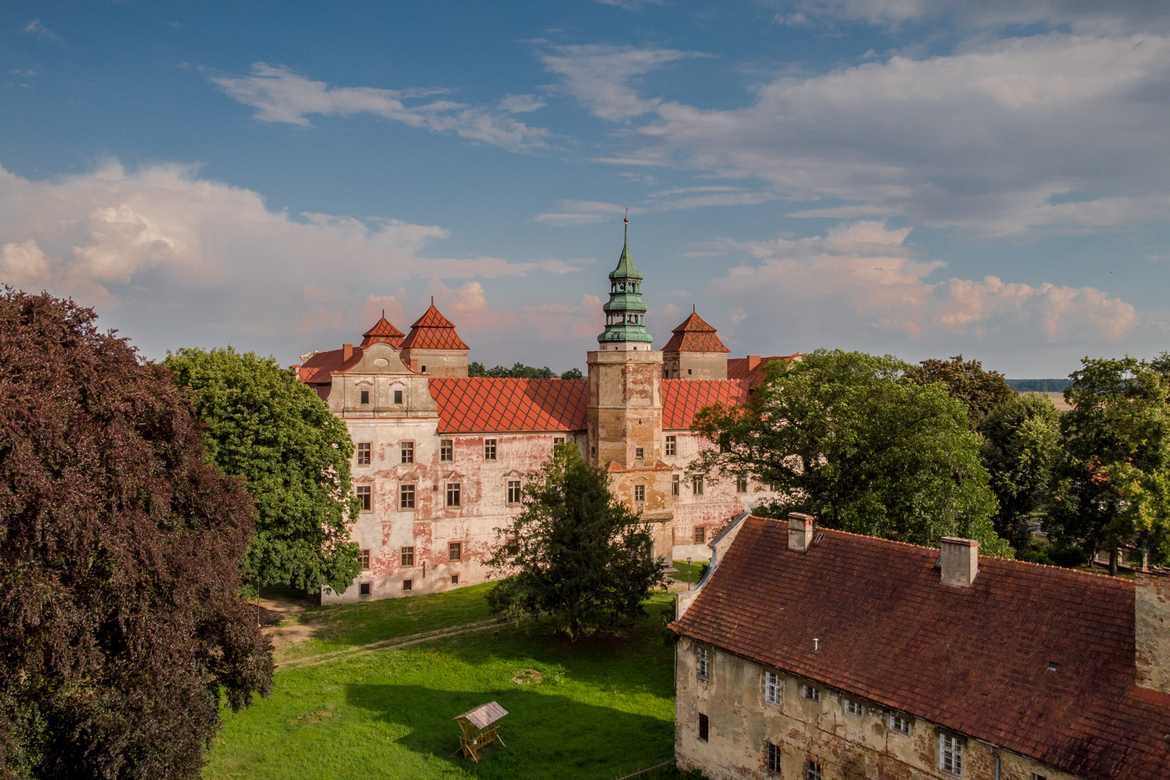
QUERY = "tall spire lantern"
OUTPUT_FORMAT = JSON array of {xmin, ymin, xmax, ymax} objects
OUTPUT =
[{"xmin": 598, "ymin": 216, "xmax": 654, "ymax": 345}]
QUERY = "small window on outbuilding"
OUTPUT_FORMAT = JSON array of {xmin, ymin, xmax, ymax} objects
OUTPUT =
[
  {"xmin": 804, "ymin": 760, "xmax": 822, "ymax": 780},
  {"xmin": 765, "ymin": 742, "xmax": 781, "ymax": 774},
  {"xmin": 844, "ymin": 699, "xmax": 863, "ymax": 718},
  {"xmin": 939, "ymin": 733, "xmax": 964, "ymax": 776},
  {"xmin": 800, "ymin": 684, "xmax": 820, "ymax": 703},
  {"xmin": 696, "ymin": 646, "xmax": 710, "ymax": 681},
  {"xmin": 889, "ymin": 714, "xmax": 911, "ymax": 735},
  {"xmin": 764, "ymin": 671, "xmax": 782, "ymax": 705}
]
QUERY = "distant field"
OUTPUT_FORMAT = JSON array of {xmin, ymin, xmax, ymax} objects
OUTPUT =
[{"xmin": 205, "ymin": 589, "xmax": 695, "ymax": 780}]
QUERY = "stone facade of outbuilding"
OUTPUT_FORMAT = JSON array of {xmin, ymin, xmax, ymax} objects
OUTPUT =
[{"xmin": 297, "ymin": 226, "xmax": 794, "ymax": 602}]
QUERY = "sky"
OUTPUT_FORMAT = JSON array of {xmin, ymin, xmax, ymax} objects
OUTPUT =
[{"xmin": 4, "ymin": 1, "xmax": 1170, "ymax": 377}]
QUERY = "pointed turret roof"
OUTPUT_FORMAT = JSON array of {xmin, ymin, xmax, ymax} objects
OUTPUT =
[
  {"xmin": 662, "ymin": 309, "xmax": 729, "ymax": 354},
  {"xmin": 598, "ymin": 218, "xmax": 654, "ymax": 344},
  {"xmin": 401, "ymin": 302, "xmax": 470, "ymax": 350},
  {"xmin": 360, "ymin": 312, "xmax": 405, "ymax": 348}
]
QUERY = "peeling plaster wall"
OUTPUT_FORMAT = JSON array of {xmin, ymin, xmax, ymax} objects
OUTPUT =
[{"xmin": 674, "ymin": 639, "xmax": 1080, "ymax": 780}]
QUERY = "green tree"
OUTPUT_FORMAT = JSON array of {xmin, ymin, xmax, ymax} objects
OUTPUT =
[
  {"xmin": 1047, "ymin": 356, "xmax": 1170, "ymax": 574},
  {"xmin": 487, "ymin": 443, "xmax": 667, "ymax": 639},
  {"xmin": 0, "ymin": 291, "xmax": 272, "ymax": 779},
  {"xmin": 469, "ymin": 362, "xmax": 583, "ymax": 379},
  {"xmin": 905, "ymin": 354, "xmax": 1015, "ymax": 429},
  {"xmin": 978, "ymin": 393, "xmax": 1061, "ymax": 548},
  {"xmin": 165, "ymin": 347, "xmax": 361, "ymax": 593},
  {"xmin": 693, "ymin": 349, "xmax": 1010, "ymax": 555}
]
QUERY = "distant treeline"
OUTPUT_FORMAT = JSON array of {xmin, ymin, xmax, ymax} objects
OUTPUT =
[{"xmin": 1006, "ymin": 379, "xmax": 1072, "ymax": 393}]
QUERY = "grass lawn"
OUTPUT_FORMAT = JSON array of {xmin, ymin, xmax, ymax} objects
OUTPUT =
[
  {"xmin": 669, "ymin": 560, "xmax": 707, "ymax": 588},
  {"xmin": 206, "ymin": 589, "xmax": 697, "ymax": 780}
]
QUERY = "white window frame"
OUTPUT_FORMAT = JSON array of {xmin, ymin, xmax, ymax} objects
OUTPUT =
[
  {"xmin": 804, "ymin": 760, "xmax": 822, "ymax": 780},
  {"xmin": 634, "ymin": 484, "xmax": 646, "ymax": 502},
  {"xmin": 889, "ymin": 713, "xmax": 911, "ymax": 735},
  {"xmin": 696, "ymin": 646, "xmax": 710, "ymax": 681},
  {"xmin": 939, "ymin": 733, "xmax": 963, "ymax": 776},
  {"xmin": 800, "ymin": 684, "xmax": 820, "ymax": 703},
  {"xmin": 764, "ymin": 671, "xmax": 782, "ymax": 705},
  {"xmin": 844, "ymin": 699, "xmax": 863, "ymax": 718},
  {"xmin": 665, "ymin": 435, "xmax": 676, "ymax": 456}
]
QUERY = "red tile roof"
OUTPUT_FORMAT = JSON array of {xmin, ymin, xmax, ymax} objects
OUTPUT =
[
  {"xmin": 360, "ymin": 316, "xmax": 404, "ymax": 348},
  {"xmin": 401, "ymin": 305, "xmax": 470, "ymax": 351},
  {"xmin": 672, "ymin": 517, "xmax": 1170, "ymax": 780},
  {"xmin": 662, "ymin": 379, "xmax": 747, "ymax": 430},
  {"xmin": 428, "ymin": 378, "xmax": 587, "ymax": 433},
  {"xmin": 662, "ymin": 312, "xmax": 730, "ymax": 354},
  {"xmin": 726, "ymin": 354, "xmax": 800, "ymax": 390},
  {"xmin": 298, "ymin": 347, "xmax": 365, "ymax": 398}
]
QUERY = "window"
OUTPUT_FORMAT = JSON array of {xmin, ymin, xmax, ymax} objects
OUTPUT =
[
  {"xmin": 484, "ymin": 439, "xmax": 497, "ymax": 460},
  {"xmin": 400, "ymin": 546, "xmax": 414, "ymax": 567},
  {"xmin": 420, "ymin": 365, "xmax": 427, "ymax": 373},
  {"xmin": 804, "ymin": 760, "xmax": 822, "ymax": 780},
  {"xmin": 507, "ymin": 479, "xmax": 522, "ymax": 505},
  {"xmin": 634, "ymin": 484, "xmax": 646, "ymax": 502},
  {"xmin": 359, "ymin": 582, "xmax": 371, "ymax": 596},
  {"xmin": 764, "ymin": 671, "xmax": 782, "ymax": 705},
  {"xmin": 693, "ymin": 526, "xmax": 705, "ymax": 544},
  {"xmin": 844, "ymin": 699, "xmax": 863, "ymax": 718},
  {"xmin": 360, "ymin": 390, "xmax": 370, "ymax": 405},
  {"xmin": 403, "ymin": 579, "xmax": 412, "ymax": 591},
  {"xmin": 356, "ymin": 442, "xmax": 371, "ymax": 466},
  {"xmin": 399, "ymin": 484, "xmax": 415, "ymax": 510},
  {"xmin": 394, "ymin": 390, "xmax": 403, "ymax": 404},
  {"xmin": 889, "ymin": 714, "xmax": 910, "ymax": 735},
  {"xmin": 765, "ymin": 742, "xmax": 781, "ymax": 774},
  {"xmin": 448, "ymin": 542, "xmax": 462, "ymax": 562},
  {"xmin": 800, "ymin": 684, "xmax": 821, "ymax": 702},
  {"xmin": 665, "ymin": 435, "xmax": 676, "ymax": 456},
  {"xmin": 554, "ymin": 437, "xmax": 565, "ymax": 445},
  {"xmin": 696, "ymin": 646, "xmax": 710, "ymax": 681},
  {"xmin": 359, "ymin": 549, "xmax": 371, "ymax": 571},
  {"xmin": 357, "ymin": 485, "xmax": 372, "ymax": 512},
  {"xmin": 446, "ymin": 482, "xmax": 461, "ymax": 507},
  {"xmin": 440, "ymin": 438, "xmax": 453, "ymax": 462},
  {"xmin": 939, "ymin": 734, "xmax": 963, "ymax": 776},
  {"xmin": 400, "ymin": 441, "xmax": 414, "ymax": 464},
  {"xmin": 736, "ymin": 476, "xmax": 748, "ymax": 494},
  {"xmin": 698, "ymin": 713, "xmax": 709, "ymax": 742},
  {"xmin": 672, "ymin": 474, "xmax": 680, "ymax": 496},
  {"xmin": 692, "ymin": 475, "xmax": 704, "ymax": 496},
  {"xmin": 635, "ymin": 447, "xmax": 644, "ymax": 460},
  {"xmin": 451, "ymin": 574, "xmax": 459, "ymax": 585}
]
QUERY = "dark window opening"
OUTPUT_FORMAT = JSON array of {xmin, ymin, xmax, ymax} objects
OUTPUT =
[
  {"xmin": 448, "ymin": 542, "xmax": 462, "ymax": 562},
  {"xmin": 403, "ymin": 579, "xmax": 412, "ymax": 591},
  {"xmin": 357, "ymin": 485, "xmax": 372, "ymax": 512},
  {"xmin": 451, "ymin": 574, "xmax": 459, "ymax": 585},
  {"xmin": 698, "ymin": 714, "xmax": 709, "ymax": 742},
  {"xmin": 360, "ymin": 390, "xmax": 370, "ymax": 405},
  {"xmin": 394, "ymin": 390, "xmax": 403, "ymax": 404},
  {"xmin": 359, "ymin": 582, "xmax": 371, "ymax": 596},
  {"xmin": 635, "ymin": 447, "xmax": 644, "ymax": 460},
  {"xmin": 766, "ymin": 743, "xmax": 781, "ymax": 774}
]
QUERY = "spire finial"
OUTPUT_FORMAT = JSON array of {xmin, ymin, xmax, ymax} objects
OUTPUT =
[
  {"xmin": 693, "ymin": 303, "xmax": 696, "ymax": 313},
  {"xmin": 382, "ymin": 308, "xmax": 385, "ymax": 318},
  {"xmin": 431, "ymin": 296, "xmax": 434, "ymax": 306}
]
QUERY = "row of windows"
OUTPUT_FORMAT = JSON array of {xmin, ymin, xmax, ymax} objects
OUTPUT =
[
  {"xmin": 696, "ymin": 646, "xmax": 968, "ymax": 777},
  {"xmin": 358, "ymin": 543, "xmax": 462, "ymax": 571},
  {"xmin": 358, "ymin": 389, "xmax": 404, "ymax": 406},
  {"xmin": 356, "ymin": 479, "xmax": 526, "ymax": 511},
  {"xmin": 356, "ymin": 437, "xmax": 567, "ymax": 466}
]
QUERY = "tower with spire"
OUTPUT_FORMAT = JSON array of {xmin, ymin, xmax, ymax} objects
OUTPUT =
[{"xmin": 598, "ymin": 216, "xmax": 653, "ymax": 347}]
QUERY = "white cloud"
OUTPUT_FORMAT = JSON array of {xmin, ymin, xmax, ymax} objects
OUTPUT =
[
  {"xmin": 0, "ymin": 162, "xmax": 587, "ymax": 360},
  {"xmin": 711, "ymin": 220, "xmax": 1140, "ymax": 354},
  {"xmin": 593, "ymin": 0, "xmax": 668, "ymax": 11},
  {"xmin": 211, "ymin": 64, "xmax": 549, "ymax": 152},
  {"xmin": 777, "ymin": 0, "xmax": 1170, "ymax": 32},
  {"xmin": 547, "ymin": 34, "xmax": 1170, "ymax": 238},
  {"xmin": 22, "ymin": 19, "xmax": 62, "ymax": 43}
]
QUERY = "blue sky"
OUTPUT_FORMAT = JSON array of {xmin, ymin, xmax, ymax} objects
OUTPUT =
[{"xmin": 4, "ymin": 1, "xmax": 1170, "ymax": 377}]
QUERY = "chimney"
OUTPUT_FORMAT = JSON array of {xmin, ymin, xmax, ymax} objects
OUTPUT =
[
  {"xmin": 747, "ymin": 355, "xmax": 762, "ymax": 371},
  {"xmin": 1136, "ymin": 570, "xmax": 1170, "ymax": 695},
  {"xmin": 788, "ymin": 513, "xmax": 814, "ymax": 553},
  {"xmin": 940, "ymin": 538, "xmax": 979, "ymax": 588},
  {"xmin": 343, "ymin": 343, "xmax": 353, "ymax": 362}
]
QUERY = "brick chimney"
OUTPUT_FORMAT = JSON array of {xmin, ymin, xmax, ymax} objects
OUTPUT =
[
  {"xmin": 940, "ymin": 538, "xmax": 979, "ymax": 588},
  {"xmin": 788, "ymin": 513, "xmax": 814, "ymax": 553},
  {"xmin": 747, "ymin": 355, "xmax": 762, "ymax": 372},
  {"xmin": 343, "ymin": 343, "xmax": 353, "ymax": 362},
  {"xmin": 1136, "ymin": 570, "xmax": 1170, "ymax": 695}
]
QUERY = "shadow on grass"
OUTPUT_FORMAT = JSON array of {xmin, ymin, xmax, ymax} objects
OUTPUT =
[{"xmin": 345, "ymin": 683, "xmax": 675, "ymax": 780}]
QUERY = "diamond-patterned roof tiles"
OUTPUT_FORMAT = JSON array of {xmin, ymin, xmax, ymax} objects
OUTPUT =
[
  {"xmin": 299, "ymin": 347, "xmax": 363, "ymax": 388},
  {"xmin": 662, "ymin": 312, "xmax": 730, "ymax": 354},
  {"xmin": 726, "ymin": 354, "xmax": 800, "ymax": 389},
  {"xmin": 672, "ymin": 517, "xmax": 1170, "ymax": 780},
  {"xmin": 360, "ymin": 316, "xmax": 404, "ymax": 348},
  {"xmin": 662, "ymin": 379, "xmax": 747, "ymax": 430},
  {"xmin": 429, "ymin": 378, "xmax": 587, "ymax": 433},
  {"xmin": 401, "ymin": 305, "xmax": 470, "ymax": 351}
]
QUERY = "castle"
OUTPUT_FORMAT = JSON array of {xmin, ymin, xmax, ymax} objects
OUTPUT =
[{"xmin": 297, "ymin": 222, "xmax": 795, "ymax": 603}]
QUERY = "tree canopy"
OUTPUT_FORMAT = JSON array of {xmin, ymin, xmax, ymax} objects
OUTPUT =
[
  {"xmin": 486, "ymin": 443, "xmax": 666, "ymax": 639},
  {"xmin": 165, "ymin": 347, "xmax": 361, "ymax": 593},
  {"xmin": 905, "ymin": 354, "xmax": 1016, "ymax": 429},
  {"xmin": 1047, "ymin": 356, "xmax": 1170, "ymax": 573},
  {"xmin": 0, "ymin": 290, "xmax": 272, "ymax": 779},
  {"xmin": 469, "ymin": 361, "xmax": 583, "ymax": 380},
  {"xmin": 693, "ymin": 349, "xmax": 1010, "ymax": 556}
]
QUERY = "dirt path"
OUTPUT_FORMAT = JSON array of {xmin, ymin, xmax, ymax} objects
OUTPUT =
[{"xmin": 276, "ymin": 618, "xmax": 503, "ymax": 671}]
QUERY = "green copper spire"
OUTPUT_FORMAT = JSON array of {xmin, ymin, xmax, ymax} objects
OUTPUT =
[{"xmin": 598, "ymin": 217, "xmax": 653, "ymax": 344}]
